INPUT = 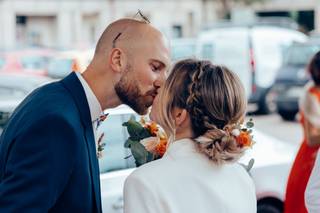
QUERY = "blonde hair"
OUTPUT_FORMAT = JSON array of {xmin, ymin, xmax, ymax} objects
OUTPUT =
[{"xmin": 157, "ymin": 59, "xmax": 247, "ymax": 165}]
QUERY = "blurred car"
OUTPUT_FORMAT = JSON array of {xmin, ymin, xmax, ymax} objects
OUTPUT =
[
  {"xmin": 0, "ymin": 73, "xmax": 52, "ymax": 129},
  {"xmin": 0, "ymin": 48, "xmax": 55, "ymax": 76},
  {"xmin": 242, "ymin": 131, "xmax": 298, "ymax": 213},
  {"xmin": 170, "ymin": 38, "xmax": 196, "ymax": 61},
  {"xmin": 272, "ymin": 40, "xmax": 320, "ymax": 121},
  {"xmin": 99, "ymin": 105, "xmax": 299, "ymax": 213},
  {"xmin": 197, "ymin": 24, "xmax": 307, "ymax": 114},
  {"xmin": 47, "ymin": 49, "xmax": 93, "ymax": 79}
]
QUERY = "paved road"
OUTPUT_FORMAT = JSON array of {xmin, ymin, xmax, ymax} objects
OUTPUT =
[{"xmin": 247, "ymin": 113, "xmax": 303, "ymax": 145}]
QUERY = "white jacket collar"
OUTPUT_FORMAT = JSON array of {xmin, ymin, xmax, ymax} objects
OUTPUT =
[{"xmin": 164, "ymin": 138, "xmax": 201, "ymax": 159}]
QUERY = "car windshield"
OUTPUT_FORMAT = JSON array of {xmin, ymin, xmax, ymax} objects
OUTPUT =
[
  {"xmin": 171, "ymin": 43, "xmax": 196, "ymax": 61},
  {"xmin": 47, "ymin": 58, "xmax": 73, "ymax": 78},
  {"xmin": 283, "ymin": 44, "xmax": 320, "ymax": 66},
  {"xmin": 21, "ymin": 56, "xmax": 49, "ymax": 69}
]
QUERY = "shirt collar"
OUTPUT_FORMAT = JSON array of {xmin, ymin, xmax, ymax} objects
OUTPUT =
[{"xmin": 76, "ymin": 72, "xmax": 102, "ymax": 122}]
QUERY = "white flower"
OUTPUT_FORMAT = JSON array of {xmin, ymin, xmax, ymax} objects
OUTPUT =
[
  {"xmin": 231, "ymin": 129, "xmax": 241, "ymax": 137},
  {"xmin": 140, "ymin": 137, "xmax": 160, "ymax": 152}
]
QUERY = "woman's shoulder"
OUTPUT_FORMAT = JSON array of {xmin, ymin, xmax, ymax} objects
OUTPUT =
[{"xmin": 126, "ymin": 158, "xmax": 169, "ymax": 184}]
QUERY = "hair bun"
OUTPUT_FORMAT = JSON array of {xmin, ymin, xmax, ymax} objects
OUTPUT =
[{"xmin": 195, "ymin": 128, "xmax": 245, "ymax": 165}]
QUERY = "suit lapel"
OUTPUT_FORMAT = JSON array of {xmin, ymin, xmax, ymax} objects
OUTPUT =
[{"xmin": 61, "ymin": 72, "xmax": 102, "ymax": 212}]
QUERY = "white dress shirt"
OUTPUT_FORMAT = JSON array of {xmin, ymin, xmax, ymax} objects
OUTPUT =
[
  {"xmin": 306, "ymin": 151, "xmax": 320, "ymax": 213},
  {"xmin": 124, "ymin": 138, "xmax": 257, "ymax": 213},
  {"xmin": 76, "ymin": 72, "xmax": 102, "ymax": 146}
]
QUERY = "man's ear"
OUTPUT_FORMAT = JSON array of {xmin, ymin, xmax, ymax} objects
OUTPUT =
[
  {"xmin": 109, "ymin": 48, "xmax": 126, "ymax": 73},
  {"xmin": 173, "ymin": 108, "xmax": 188, "ymax": 127}
]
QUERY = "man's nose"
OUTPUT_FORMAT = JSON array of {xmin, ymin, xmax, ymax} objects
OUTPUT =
[{"xmin": 154, "ymin": 71, "xmax": 166, "ymax": 87}]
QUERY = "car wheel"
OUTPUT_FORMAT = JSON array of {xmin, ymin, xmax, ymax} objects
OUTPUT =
[
  {"xmin": 265, "ymin": 89, "xmax": 277, "ymax": 114},
  {"xmin": 257, "ymin": 198, "xmax": 283, "ymax": 213},
  {"xmin": 257, "ymin": 89, "xmax": 276, "ymax": 115},
  {"xmin": 278, "ymin": 110, "xmax": 297, "ymax": 121},
  {"xmin": 257, "ymin": 204, "xmax": 282, "ymax": 213}
]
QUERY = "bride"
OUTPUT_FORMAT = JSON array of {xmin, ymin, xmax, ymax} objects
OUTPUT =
[{"xmin": 123, "ymin": 59, "xmax": 257, "ymax": 213}]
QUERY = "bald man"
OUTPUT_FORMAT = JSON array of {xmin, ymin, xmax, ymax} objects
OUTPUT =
[{"xmin": 0, "ymin": 18, "xmax": 170, "ymax": 212}]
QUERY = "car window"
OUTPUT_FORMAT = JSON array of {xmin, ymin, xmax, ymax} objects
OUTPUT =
[
  {"xmin": 21, "ymin": 56, "xmax": 49, "ymax": 69},
  {"xmin": 98, "ymin": 113, "xmax": 137, "ymax": 173},
  {"xmin": 284, "ymin": 44, "xmax": 320, "ymax": 66},
  {"xmin": 47, "ymin": 58, "xmax": 73, "ymax": 78},
  {"xmin": 171, "ymin": 43, "xmax": 196, "ymax": 61},
  {"xmin": 0, "ymin": 86, "xmax": 26, "ymax": 99},
  {"xmin": 0, "ymin": 57, "xmax": 5, "ymax": 69},
  {"xmin": 200, "ymin": 43, "xmax": 214, "ymax": 61}
]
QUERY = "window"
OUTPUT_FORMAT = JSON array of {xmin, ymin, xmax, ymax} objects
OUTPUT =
[
  {"xmin": 172, "ymin": 25, "xmax": 183, "ymax": 38},
  {"xmin": 98, "ymin": 113, "xmax": 137, "ymax": 173}
]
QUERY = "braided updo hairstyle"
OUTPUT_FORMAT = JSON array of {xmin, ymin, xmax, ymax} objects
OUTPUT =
[{"xmin": 157, "ymin": 59, "xmax": 247, "ymax": 165}]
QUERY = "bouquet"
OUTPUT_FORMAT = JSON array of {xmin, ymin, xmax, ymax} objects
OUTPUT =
[
  {"xmin": 123, "ymin": 117, "xmax": 167, "ymax": 167},
  {"xmin": 123, "ymin": 116, "xmax": 255, "ymax": 170}
]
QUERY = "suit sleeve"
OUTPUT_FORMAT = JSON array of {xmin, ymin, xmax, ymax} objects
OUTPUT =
[
  {"xmin": 0, "ymin": 115, "xmax": 79, "ymax": 212},
  {"xmin": 123, "ymin": 173, "xmax": 161, "ymax": 213}
]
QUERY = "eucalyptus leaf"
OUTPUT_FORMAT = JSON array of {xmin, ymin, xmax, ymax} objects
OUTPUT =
[
  {"xmin": 131, "ymin": 142, "xmax": 149, "ymax": 167},
  {"xmin": 124, "ymin": 138, "xmax": 137, "ymax": 148},
  {"xmin": 123, "ymin": 118, "xmax": 145, "ymax": 140},
  {"xmin": 246, "ymin": 121, "xmax": 254, "ymax": 128},
  {"xmin": 147, "ymin": 152, "xmax": 155, "ymax": 162},
  {"xmin": 139, "ymin": 128, "xmax": 152, "ymax": 139},
  {"xmin": 246, "ymin": 158, "xmax": 255, "ymax": 172}
]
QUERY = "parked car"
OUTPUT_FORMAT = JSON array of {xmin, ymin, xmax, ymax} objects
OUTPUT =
[
  {"xmin": 196, "ymin": 24, "xmax": 307, "ymax": 114},
  {"xmin": 0, "ymin": 48, "xmax": 55, "ymax": 76},
  {"xmin": 272, "ymin": 40, "xmax": 320, "ymax": 120},
  {"xmin": 99, "ymin": 105, "xmax": 299, "ymax": 213},
  {"xmin": 47, "ymin": 49, "xmax": 93, "ymax": 79},
  {"xmin": 0, "ymin": 73, "xmax": 52, "ymax": 129},
  {"xmin": 170, "ymin": 38, "xmax": 196, "ymax": 61}
]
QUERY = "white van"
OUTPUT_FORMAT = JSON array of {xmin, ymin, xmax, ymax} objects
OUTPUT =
[
  {"xmin": 197, "ymin": 25, "xmax": 307, "ymax": 113},
  {"xmin": 170, "ymin": 38, "xmax": 196, "ymax": 61}
]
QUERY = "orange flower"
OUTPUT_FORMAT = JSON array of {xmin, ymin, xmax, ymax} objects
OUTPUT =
[
  {"xmin": 154, "ymin": 139, "xmax": 167, "ymax": 157},
  {"xmin": 235, "ymin": 131, "xmax": 252, "ymax": 148},
  {"xmin": 145, "ymin": 122, "xmax": 159, "ymax": 136}
]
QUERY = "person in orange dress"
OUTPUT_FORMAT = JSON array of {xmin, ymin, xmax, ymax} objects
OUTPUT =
[{"xmin": 285, "ymin": 51, "xmax": 320, "ymax": 213}]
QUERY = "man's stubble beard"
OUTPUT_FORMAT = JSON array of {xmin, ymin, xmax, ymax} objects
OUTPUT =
[{"xmin": 114, "ymin": 64, "xmax": 155, "ymax": 115}]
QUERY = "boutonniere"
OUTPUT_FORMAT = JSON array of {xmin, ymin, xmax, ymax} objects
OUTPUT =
[
  {"xmin": 97, "ymin": 133, "xmax": 106, "ymax": 159},
  {"xmin": 96, "ymin": 113, "xmax": 109, "ymax": 159}
]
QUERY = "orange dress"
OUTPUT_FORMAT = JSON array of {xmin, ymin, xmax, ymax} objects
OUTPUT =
[{"xmin": 284, "ymin": 87, "xmax": 320, "ymax": 213}]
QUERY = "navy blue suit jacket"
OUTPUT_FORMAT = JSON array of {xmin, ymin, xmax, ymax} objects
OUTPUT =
[{"xmin": 0, "ymin": 73, "xmax": 102, "ymax": 212}]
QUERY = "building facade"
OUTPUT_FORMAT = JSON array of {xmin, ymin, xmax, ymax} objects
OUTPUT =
[{"xmin": 0, "ymin": 0, "xmax": 214, "ymax": 49}]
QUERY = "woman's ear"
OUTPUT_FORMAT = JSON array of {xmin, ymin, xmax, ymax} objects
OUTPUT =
[{"xmin": 173, "ymin": 108, "xmax": 188, "ymax": 127}]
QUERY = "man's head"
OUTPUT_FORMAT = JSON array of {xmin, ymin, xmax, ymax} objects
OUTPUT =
[{"xmin": 90, "ymin": 18, "xmax": 171, "ymax": 115}]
